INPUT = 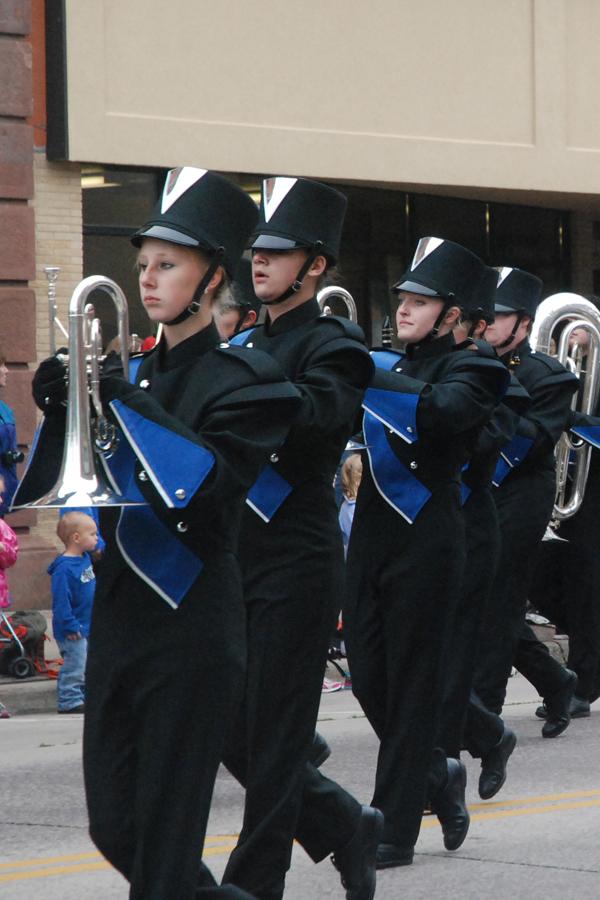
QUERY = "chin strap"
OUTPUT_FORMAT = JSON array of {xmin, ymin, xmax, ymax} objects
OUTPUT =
[
  {"xmin": 165, "ymin": 247, "xmax": 225, "ymax": 326},
  {"xmin": 497, "ymin": 311, "xmax": 525, "ymax": 350},
  {"xmin": 426, "ymin": 294, "xmax": 455, "ymax": 340},
  {"xmin": 260, "ymin": 241, "xmax": 324, "ymax": 307}
]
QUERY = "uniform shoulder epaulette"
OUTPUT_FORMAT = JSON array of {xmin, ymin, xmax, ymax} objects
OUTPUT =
[
  {"xmin": 528, "ymin": 349, "xmax": 571, "ymax": 375},
  {"xmin": 212, "ymin": 342, "xmax": 289, "ymax": 386},
  {"xmin": 313, "ymin": 314, "xmax": 366, "ymax": 344}
]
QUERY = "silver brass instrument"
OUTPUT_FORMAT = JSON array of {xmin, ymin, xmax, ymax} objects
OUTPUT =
[
  {"xmin": 17, "ymin": 276, "xmax": 144, "ymax": 509},
  {"xmin": 530, "ymin": 292, "xmax": 600, "ymax": 529},
  {"xmin": 317, "ymin": 286, "xmax": 357, "ymax": 323}
]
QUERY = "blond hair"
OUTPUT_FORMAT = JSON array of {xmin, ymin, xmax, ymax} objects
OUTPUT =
[
  {"xmin": 341, "ymin": 453, "xmax": 363, "ymax": 501},
  {"xmin": 56, "ymin": 512, "xmax": 96, "ymax": 548}
]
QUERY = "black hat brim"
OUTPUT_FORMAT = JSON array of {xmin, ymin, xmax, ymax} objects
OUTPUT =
[
  {"xmin": 494, "ymin": 302, "xmax": 519, "ymax": 313},
  {"xmin": 392, "ymin": 278, "xmax": 442, "ymax": 297},
  {"xmin": 251, "ymin": 234, "xmax": 308, "ymax": 251},
  {"xmin": 131, "ymin": 224, "xmax": 211, "ymax": 251}
]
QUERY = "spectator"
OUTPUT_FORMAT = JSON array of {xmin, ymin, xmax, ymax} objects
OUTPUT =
[
  {"xmin": 338, "ymin": 452, "xmax": 362, "ymax": 558},
  {"xmin": 49, "ymin": 511, "xmax": 98, "ymax": 714},
  {"xmin": 0, "ymin": 475, "xmax": 19, "ymax": 609}
]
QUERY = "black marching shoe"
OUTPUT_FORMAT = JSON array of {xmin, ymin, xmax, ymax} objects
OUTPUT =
[
  {"xmin": 431, "ymin": 758, "xmax": 470, "ymax": 851},
  {"xmin": 541, "ymin": 669, "xmax": 578, "ymax": 738},
  {"xmin": 310, "ymin": 731, "xmax": 332, "ymax": 767},
  {"xmin": 375, "ymin": 842, "xmax": 414, "ymax": 869},
  {"xmin": 478, "ymin": 725, "xmax": 517, "ymax": 800},
  {"xmin": 536, "ymin": 693, "xmax": 590, "ymax": 720},
  {"xmin": 331, "ymin": 805, "xmax": 384, "ymax": 900}
]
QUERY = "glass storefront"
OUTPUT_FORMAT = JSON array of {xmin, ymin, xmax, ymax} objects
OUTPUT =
[{"xmin": 82, "ymin": 165, "xmax": 571, "ymax": 348}]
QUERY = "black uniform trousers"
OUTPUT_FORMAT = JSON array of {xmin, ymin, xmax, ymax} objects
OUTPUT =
[
  {"xmin": 221, "ymin": 486, "xmax": 360, "ymax": 900},
  {"xmin": 84, "ymin": 561, "xmax": 254, "ymax": 900},
  {"xmin": 474, "ymin": 467, "xmax": 558, "ymax": 713},
  {"xmin": 344, "ymin": 484, "xmax": 465, "ymax": 849},
  {"xmin": 463, "ymin": 689, "xmax": 504, "ymax": 758},
  {"xmin": 436, "ymin": 487, "xmax": 501, "ymax": 760},
  {"xmin": 529, "ymin": 459, "xmax": 600, "ymax": 702}
]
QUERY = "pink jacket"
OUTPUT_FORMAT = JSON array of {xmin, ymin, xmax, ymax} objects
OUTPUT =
[{"xmin": 0, "ymin": 518, "xmax": 18, "ymax": 608}]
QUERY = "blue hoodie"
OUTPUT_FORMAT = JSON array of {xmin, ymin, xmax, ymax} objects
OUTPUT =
[{"xmin": 48, "ymin": 553, "xmax": 95, "ymax": 642}]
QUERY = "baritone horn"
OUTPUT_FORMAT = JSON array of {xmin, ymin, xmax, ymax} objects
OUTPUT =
[
  {"xmin": 16, "ymin": 276, "xmax": 144, "ymax": 509},
  {"xmin": 530, "ymin": 292, "xmax": 600, "ymax": 527},
  {"xmin": 317, "ymin": 285, "xmax": 358, "ymax": 323}
]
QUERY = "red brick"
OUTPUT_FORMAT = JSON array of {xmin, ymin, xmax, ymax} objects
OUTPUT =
[
  {"xmin": 0, "ymin": 288, "xmax": 36, "ymax": 361},
  {"xmin": 0, "ymin": 204, "xmax": 35, "ymax": 280},
  {"xmin": 0, "ymin": 1, "xmax": 31, "ymax": 36},
  {"xmin": 0, "ymin": 122, "xmax": 33, "ymax": 199},
  {"xmin": 2, "ymin": 369, "xmax": 37, "ymax": 445},
  {"xmin": 0, "ymin": 38, "xmax": 32, "ymax": 117}
]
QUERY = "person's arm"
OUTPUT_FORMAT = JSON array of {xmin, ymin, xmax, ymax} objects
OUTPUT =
[
  {"xmin": 52, "ymin": 568, "xmax": 83, "ymax": 637},
  {"xmin": 99, "ymin": 348, "xmax": 301, "ymax": 529},
  {"xmin": 285, "ymin": 320, "xmax": 374, "ymax": 431},
  {"xmin": 0, "ymin": 522, "xmax": 18, "ymax": 569}
]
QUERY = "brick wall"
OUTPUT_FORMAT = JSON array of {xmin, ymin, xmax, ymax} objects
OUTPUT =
[
  {"xmin": 0, "ymin": 3, "xmax": 83, "ymax": 605},
  {"xmin": 30, "ymin": 151, "xmax": 83, "ymax": 555}
]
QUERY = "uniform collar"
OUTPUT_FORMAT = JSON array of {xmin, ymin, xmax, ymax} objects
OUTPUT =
[
  {"xmin": 500, "ymin": 337, "xmax": 531, "ymax": 365},
  {"xmin": 405, "ymin": 330, "xmax": 456, "ymax": 360},
  {"xmin": 264, "ymin": 297, "xmax": 320, "ymax": 336},
  {"xmin": 155, "ymin": 320, "xmax": 223, "ymax": 371}
]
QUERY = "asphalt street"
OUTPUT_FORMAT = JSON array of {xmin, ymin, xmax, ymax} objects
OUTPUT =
[{"xmin": 0, "ymin": 673, "xmax": 599, "ymax": 899}]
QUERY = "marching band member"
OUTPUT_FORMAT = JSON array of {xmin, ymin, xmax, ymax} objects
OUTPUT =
[
  {"xmin": 220, "ymin": 176, "xmax": 377, "ymax": 900},
  {"xmin": 447, "ymin": 278, "xmax": 529, "ymax": 801},
  {"xmin": 343, "ymin": 238, "xmax": 509, "ymax": 867},
  {"xmin": 473, "ymin": 268, "xmax": 579, "ymax": 737},
  {"xmin": 214, "ymin": 258, "xmax": 261, "ymax": 339},
  {"xmin": 533, "ymin": 320, "xmax": 600, "ymax": 716},
  {"xmin": 19, "ymin": 167, "xmax": 302, "ymax": 900}
]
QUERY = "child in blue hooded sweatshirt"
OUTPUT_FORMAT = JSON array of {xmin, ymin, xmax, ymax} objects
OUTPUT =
[{"xmin": 49, "ymin": 511, "xmax": 98, "ymax": 714}]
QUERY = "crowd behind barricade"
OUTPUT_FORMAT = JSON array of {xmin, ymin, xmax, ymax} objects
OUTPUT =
[{"xmin": 2, "ymin": 167, "xmax": 600, "ymax": 900}]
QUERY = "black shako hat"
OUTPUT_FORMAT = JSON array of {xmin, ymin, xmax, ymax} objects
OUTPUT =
[
  {"xmin": 250, "ymin": 176, "xmax": 347, "ymax": 264},
  {"xmin": 494, "ymin": 267, "xmax": 543, "ymax": 318},
  {"xmin": 131, "ymin": 167, "xmax": 258, "ymax": 278},
  {"xmin": 393, "ymin": 237, "xmax": 495, "ymax": 313},
  {"xmin": 231, "ymin": 258, "xmax": 261, "ymax": 316}
]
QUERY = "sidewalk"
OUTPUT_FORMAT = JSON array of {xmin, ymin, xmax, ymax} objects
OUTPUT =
[
  {"xmin": 0, "ymin": 610, "xmax": 60, "ymax": 715},
  {"xmin": 0, "ymin": 611, "xmax": 556, "ymax": 717}
]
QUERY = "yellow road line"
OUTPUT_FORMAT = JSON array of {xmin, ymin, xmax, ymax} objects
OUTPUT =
[
  {"xmin": 421, "ymin": 794, "xmax": 600, "ymax": 829},
  {"xmin": 4, "ymin": 795, "xmax": 600, "ymax": 884}
]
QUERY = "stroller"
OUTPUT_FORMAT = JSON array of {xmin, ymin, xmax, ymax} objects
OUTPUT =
[{"xmin": 0, "ymin": 610, "xmax": 49, "ymax": 679}]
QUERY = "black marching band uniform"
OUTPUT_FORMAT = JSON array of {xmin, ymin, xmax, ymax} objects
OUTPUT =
[
  {"xmin": 220, "ymin": 177, "xmax": 376, "ymax": 900},
  {"xmin": 436, "ymin": 275, "xmax": 530, "ymax": 805},
  {"xmin": 473, "ymin": 268, "xmax": 579, "ymax": 737},
  {"xmin": 343, "ymin": 239, "xmax": 510, "ymax": 866},
  {"xmin": 531, "ymin": 331, "xmax": 600, "ymax": 713},
  {"xmin": 16, "ymin": 169, "xmax": 302, "ymax": 900}
]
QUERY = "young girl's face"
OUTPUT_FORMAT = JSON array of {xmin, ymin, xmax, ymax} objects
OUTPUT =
[
  {"xmin": 395, "ymin": 292, "xmax": 445, "ymax": 344},
  {"xmin": 137, "ymin": 239, "xmax": 210, "ymax": 325},
  {"xmin": 251, "ymin": 248, "xmax": 316, "ymax": 303}
]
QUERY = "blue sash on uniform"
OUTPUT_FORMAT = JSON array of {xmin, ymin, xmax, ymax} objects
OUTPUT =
[
  {"xmin": 571, "ymin": 424, "xmax": 600, "ymax": 450},
  {"xmin": 228, "ymin": 328, "xmax": 257, "ymax": 347},
  {"xmin": 492, "ymin": 434, "xmax": 534, "ymax": 487},
  {"xmin": 117, "ymin": 504, "xmax": 204, "ymax": 609},
  {"xmin": 364, "ymin": 412, "xmax": 431, "ymax": 524},
  {"xmin": 246, "ymin": 465, "xmax": 294, "ymax": 523}
]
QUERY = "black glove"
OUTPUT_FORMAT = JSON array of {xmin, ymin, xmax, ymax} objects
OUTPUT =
[
  {"xmin": 32, "ymin": 355, "xmax": 68, "ymax": 412},
  {"xmin": 0, "ymin": 450, "xmax": 24, "ymax": 467},
  {"xmin": 100, "ymin": 350, "xmax": 125, "ymax": 379}
]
